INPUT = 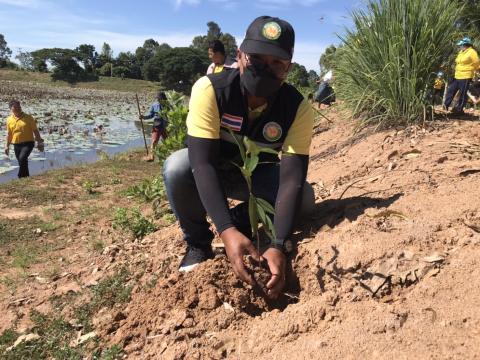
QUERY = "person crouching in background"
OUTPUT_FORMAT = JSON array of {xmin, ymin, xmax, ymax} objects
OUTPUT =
[{"xmin": 4, "ymin": 100, "xmax": 44, "ymax": 178}]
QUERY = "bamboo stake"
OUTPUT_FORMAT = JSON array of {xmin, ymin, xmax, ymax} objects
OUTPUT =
[{"xmin": 135, "ymin": 93, "xmax": 149, "ymax": 155}]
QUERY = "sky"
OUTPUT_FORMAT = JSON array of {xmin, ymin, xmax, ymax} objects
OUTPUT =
[{"xmin": 0, "ymin": 0, "xmax": 363, "ymax": 72}]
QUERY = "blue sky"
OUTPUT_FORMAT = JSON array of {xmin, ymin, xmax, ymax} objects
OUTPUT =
[{"xmin": 0, "ymin": 0, "xmax": 362, "ymax": 72}]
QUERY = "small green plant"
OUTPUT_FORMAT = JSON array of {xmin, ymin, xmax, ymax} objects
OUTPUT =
[
  {"xmin": 82, "ymin": 180, "xmax": 100, "ymax": 194},
  {"xmin": 93, "ymin": 344, "xmax": 124, "ymax": 360},
  {"xmin": 154, "ymin": 90, "xmax": 188, "ymax": 165},
  {"xmin": 124, "ymin": 176, "xmax": 165, "ymax": 202},
  {"xmin": 112, "ymin": 208, "xmax": 157, "ymax": 238},
  {"xmin": 12, "ymin": 246, "xmax": 37, "ymax": 269},
  {"xmin": 74, "ymin": 267, "xmax": 132, "ymax": 332},
  {"xmin": 90, "ymin": 238, "xmax": 105, "ymax": 253},
  {"xmin": 229, "ymin": 129, "xmax": 278, "ymax": 248}
]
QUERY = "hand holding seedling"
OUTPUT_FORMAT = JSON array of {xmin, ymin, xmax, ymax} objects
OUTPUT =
[
  {"xmin": 221, "ymin": 227, "xmax": 261, "ymax": 286},
  {"xmin": 227, "ymin": 129, "xmax": 287, "ymax": 298}
]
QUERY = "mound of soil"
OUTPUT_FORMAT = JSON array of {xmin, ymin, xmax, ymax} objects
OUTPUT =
[
  {"xmin": 103, "ymin": 112, "xmax": 480, "ymax": 359},
  {"xmin": 2, "ymin": 106, "xmax": 480, "ymax": 359}
]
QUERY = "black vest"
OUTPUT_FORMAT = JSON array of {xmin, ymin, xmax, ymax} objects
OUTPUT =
[{"xmin": 207, "ymin": 69, "xmax": 304, "ymax": 161}]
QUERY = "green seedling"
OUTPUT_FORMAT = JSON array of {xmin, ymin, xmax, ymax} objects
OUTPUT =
[{"xmin": 228, "ymin": 128, "xmax": 278, "ymax": 250}]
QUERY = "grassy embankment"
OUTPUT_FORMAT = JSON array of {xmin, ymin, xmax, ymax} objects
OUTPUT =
[
  {"xmin": 0, "ymin": 72, "xmax": 170, "ymax": 358},
  {"xmin": 0, "ymin": 69, "xmax": 161, "ymax": 93},
  {"xmin": 0, "ymin": 150, "xmax": 168, "ymax": 358}
]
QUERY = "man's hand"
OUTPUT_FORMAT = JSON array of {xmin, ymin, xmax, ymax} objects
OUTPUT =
[
  {"xmin": 262, "ymin": 247, "xmax": 286, "ymax": 299},
  {"xmin": 221, "ymin": 227, "xmax": 261, "ymax": 285},
  {"xmin": 139, "ymin": 115, "xmax": 144, "ymax": 120},
  {"xmin": 4, "ymin": 146, "xmax": 9, "ymax": 156}
]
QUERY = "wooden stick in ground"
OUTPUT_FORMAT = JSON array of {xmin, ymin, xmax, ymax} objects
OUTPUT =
[{"xmin": 135, "ymin": 93, "xmax": 149, "ymax": 155}]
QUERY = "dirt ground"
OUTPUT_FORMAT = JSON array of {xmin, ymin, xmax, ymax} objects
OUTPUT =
[{"xmin": 1, "ymin": 107, "xmax": 480, "ymax": 359}]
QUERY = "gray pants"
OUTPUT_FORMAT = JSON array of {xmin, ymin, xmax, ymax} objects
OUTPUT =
[{"xmin": 162, "ymin": 148, "xmax": 314, "ymax": 248}]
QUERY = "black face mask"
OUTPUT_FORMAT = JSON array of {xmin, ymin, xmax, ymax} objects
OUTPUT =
[{"xmin": 240, "ymin": 62, "xmax": 283, "ymax": 98}]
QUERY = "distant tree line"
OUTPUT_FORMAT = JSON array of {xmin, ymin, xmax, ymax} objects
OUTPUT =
[{"xmin": 0, "ymin": 21, "xmax": 318, "ymax": 91}]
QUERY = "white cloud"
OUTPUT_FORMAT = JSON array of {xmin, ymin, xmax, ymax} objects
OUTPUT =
[
  {"xmin": 173, "ymin": 0, "xmax": 201, "ymax": 10},
  {"xmin": 0, "ymin": 0, "xmax": 42, "ymax": 8}
]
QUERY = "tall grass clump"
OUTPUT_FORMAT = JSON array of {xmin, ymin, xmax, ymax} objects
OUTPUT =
[{"xmin": 335, "ymin": 0, "xmax": 463, "ymax": 128}]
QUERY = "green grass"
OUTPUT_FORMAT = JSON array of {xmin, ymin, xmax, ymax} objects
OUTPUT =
[
  {"xmin": 112, "ymin": 208, "xmax": 157, "ymax": 239},
  {"xmin": 0, "ymin": 310, "xmax": 124, "ymax": 359},
  {"xmin": 11, "ymin": 246, "xmax": 38, "ymax": 269},
  {"xmin": 335, "ymin": 0, "xmax": 463, "ymax": 128},
  {"xmin": 0, "ymin": 217, "xmax": 58, "ymax": 246},
  {"xmin": 74, "ymin": 267, "xmax": 132, "ymax": 332},
  {"xmin": 0, "ymin": 68, "xmax": 160, "ymax": 93}
]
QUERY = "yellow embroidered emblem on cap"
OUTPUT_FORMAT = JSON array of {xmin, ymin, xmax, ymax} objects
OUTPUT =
[{"xmin": 262, "ymin": 22, "xmax": 281, "ymax": 40}]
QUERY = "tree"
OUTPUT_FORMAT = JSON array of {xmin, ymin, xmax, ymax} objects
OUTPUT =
[
  {"xmin": 135, "ymin": 39, "xmax": 167, "ymax": 71},
  {"xmin": 75, "ymin": 44, "xmax": 97, "ymax": 73},
  {"xmin": 98, "ymin": 42, "xmax": 113, "ymax": 74},
  {"xmin": 30, "ymin": 48, "xmax": 97, "ymax": 83},
  {"xmin": 0, "ymin": 34, "xmax": 12, "ymax": 68},
  {"xmin": 115, "ymin": 51, "xmax": 141, "ymax": 78},
  {"xmin": 287, "ymin": 63, "xmax": 310, "ymax": 88},
  {"xmin": 307, "ymin": 70, "xmax": 320, "ymax": 88},
  {"xmin": 15, "ymin": 49, "xmax": 34, "ymax": 70},
  {"xmin": 319, "ymin": 45, "xmax": 337, "ymax": 74},
  {"xmin": 191, "ymin": 21, "xmax": 238, "ymax": 58},
  {"xmin": 101, "ymin": 42, "xmax": 113, "ymax": 61},
  {"xmin": 457, "ymin": 0, "xmax": 480, "ymax": 36},
  {"xmin": 143, "ymin": 47, "xmax": 209, "ymax": 92}
]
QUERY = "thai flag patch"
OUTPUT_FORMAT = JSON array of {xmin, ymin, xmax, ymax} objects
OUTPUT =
[{"xmin": 220, "ymin": 113, "xmax": 243, "ymax": 131}]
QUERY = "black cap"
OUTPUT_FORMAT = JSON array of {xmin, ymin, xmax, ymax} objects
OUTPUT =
[{"xmin": 240, "ymin": 16, "xmax": 295, "ymax": 60}]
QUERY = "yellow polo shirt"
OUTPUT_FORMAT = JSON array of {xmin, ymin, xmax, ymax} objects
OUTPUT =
[
  {"xmin": 455, "ymin": 47, "xmax": 480, "ymax": 80},
  {"xmin": 187, "ymin": 76, "xmax": 314, "ymax": 155},
  {"xmin": 6, "ymin": 113, "xmax": 38, "ymax": 144}
]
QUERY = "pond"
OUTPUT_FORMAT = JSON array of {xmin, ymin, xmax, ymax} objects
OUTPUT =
[{"xmin": 0, "ymin": 80, "xmax": 156, "ymax": 184}]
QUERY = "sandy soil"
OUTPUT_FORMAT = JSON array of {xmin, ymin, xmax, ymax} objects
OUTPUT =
[{"xmin": 1, "ymin": 107, "xmax": 480, "ymax": 359}]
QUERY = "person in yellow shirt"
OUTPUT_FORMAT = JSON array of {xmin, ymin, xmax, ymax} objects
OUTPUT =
[
  {"xmin": 163, "ymin": 16, "xmax": 315, "ymax": 299},
  {"xmin": 444, "ymin": 37, "xmax": 480, "ymax": 115},
  {"xmin": 4, "ymin": 100, "xmax": 44, "ymax": 178},
  {"xmin": 206, "ymin": 40, "xmax": 238, "ymax": 74}
]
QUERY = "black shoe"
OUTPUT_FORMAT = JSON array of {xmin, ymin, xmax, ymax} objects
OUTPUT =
[
  {"xmin": 179, "ymin": 245, "xmax": 214, "ymax": 272},
  {"xmin": 451, "ymin": 109, "xmax": 465, "ymax": 116}
]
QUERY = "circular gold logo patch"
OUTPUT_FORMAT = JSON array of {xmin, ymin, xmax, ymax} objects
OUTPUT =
[
  {"xmin": 263, "ymin": 122, "xmax": 282, "ymax": 142},
  {"xmin": 262, "ymin": 22, "xmax": 281, "ymax": 40}
]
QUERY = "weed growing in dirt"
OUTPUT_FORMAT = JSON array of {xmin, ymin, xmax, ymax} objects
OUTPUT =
[
  {"xmin": 40, "ymin": 221, "xmax": 59, "ymax": 232},
  {"xmin": 92, "ymin": 345, "xmax": 124, "ymax": 360},
  {"xmin": 124, "ymin": 176, "xmax": 165, "ymax": 202},
  {"xmin": 11, "ymin": 246, "xmax": 37, "ymax": 269},
  {"xmin": 90, "ymin": 238, "xmax": 105, "ymax": 253},
  {"xmin": 0, "ymin": 310, "xmax": 83, "ymax": 359},
  {"xmin": 0, "ymin": 309, "xmax": 123, "ymax": 359},
  {"xmin": 74, "ymin": 267, "xmax": 132, "ymax": 331},
  {"xmin": 112, "ymin": 207, "xmax": 157, "ymax": 239},
  {"xmin": 0, "ymin": 276, "xmax": 17, "ymax": 295},
  {"xmin": 82, "ymin": 180, "xmax": 100, "ymax": 195}
]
